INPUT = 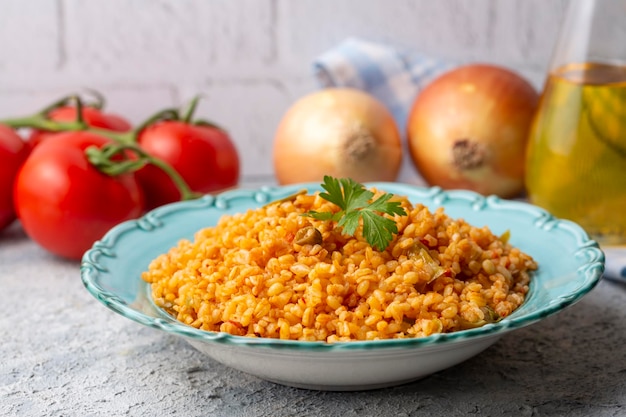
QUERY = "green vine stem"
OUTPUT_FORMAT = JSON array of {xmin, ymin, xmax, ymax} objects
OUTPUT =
[
  {"xmin": 181, "ymin": 96, "xmax": 201, "ymax": 124},
  {"xmin": 80, "ymin": 89, "xmax": 106, "ymax": 110},
  {"xmin": 2, "ymin": 95, "xmax": 86, "ymax": 131},
  {"xmin": 0, "ymin": 94, "xmax": 222, "ymax": 203},
  {"xmin": 0, "ymin": 95, "xmax": 137, "ymax": 144},
  {"xmin": 85, "ymin": 142, "xmax": 202, "ymax": 201},
  {"xmin": 181, "ymin": 95, "xmax": 225, "ymax": 130},
  {"xmin": 0, "ymin": 91, "xmax": 108, "ymax": 130},
  {"xmin": 0, "ymin": 94, "xmax": 225, "ymax": 139},
  {"xmin": 131, "ymin": 108, "xmax": 180, "ymax": 137},
  {"xmin": 1, "ymin": 114, "xmax": 84, "ymax": 132}
]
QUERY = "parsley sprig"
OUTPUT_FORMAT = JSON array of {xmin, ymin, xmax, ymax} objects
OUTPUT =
[{"xmin": 304, "ymin": 176, "xmax": 407, "ymax": 251}]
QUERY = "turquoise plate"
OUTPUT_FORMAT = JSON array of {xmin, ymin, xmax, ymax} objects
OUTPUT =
[{"xmin": 81, "ymin": 183, "xmax": 604, "ymax": 391}]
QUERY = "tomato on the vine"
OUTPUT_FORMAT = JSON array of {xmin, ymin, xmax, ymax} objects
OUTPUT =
[
  {"xmin": 28, "ymin": 106, "xmax": 132, "ymax": 149},
  {"xmin": 0, "ymin": 124, "xmax": 29, "ymax": 232},
  {"xmin": 14, "ymin": 131, "xmax": 144, "ymax": 260},
  {"xmin": 136, "ymin": 121, "xmax": 239, "ymax": 210}
]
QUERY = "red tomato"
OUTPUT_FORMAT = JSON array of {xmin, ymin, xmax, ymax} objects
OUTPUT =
[
  {"xmin": 136, "ymin": 121, "xmax": 239, "ymax": 210},
  {"xmin": 0, "ymin": 124, "xmax": 29, "ymax": 231},
  {"xmin": 28, "ymin": 106, "xmax": 132, "ymax": 148},
  {"xmin": 14, "ymin": 131, "xmax": 144, "ymax": 260}
]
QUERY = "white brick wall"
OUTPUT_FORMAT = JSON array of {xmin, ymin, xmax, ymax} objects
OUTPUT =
[{"xmin": 0, "ymin": 0, "xmax": 567, "ymax": 183}]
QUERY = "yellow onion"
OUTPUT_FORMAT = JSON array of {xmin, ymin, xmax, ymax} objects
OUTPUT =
[
  {"xmin": 273, "ymin": 88, "xmax": 403, "ymax": 184},
  {"xmin": 407, "ymin": 64, "xmax": 539, "ymax": 198}
]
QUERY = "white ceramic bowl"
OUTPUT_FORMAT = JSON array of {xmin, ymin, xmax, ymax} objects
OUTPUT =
[{"xmin": 81, "ymin": 183, "xmax": 604, "ymax": 391}]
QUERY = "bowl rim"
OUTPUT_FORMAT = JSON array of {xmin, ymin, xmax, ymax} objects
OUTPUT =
[{"xmin": 81, "ymin": 183, "xmax": 605, "ymax": 352}]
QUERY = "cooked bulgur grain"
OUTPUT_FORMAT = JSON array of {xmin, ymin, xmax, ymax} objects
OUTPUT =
[{"xmin": 142, "ymin": 189, "xmax": 537, "ymax": 342}]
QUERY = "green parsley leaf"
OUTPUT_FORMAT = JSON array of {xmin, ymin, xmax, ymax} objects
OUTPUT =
[
  {"xmin": 361, "ymin": 210, "xmax": 398, "ymax": 252},
  {"xmin": 304, "ymin": 175, "xmax": 407, "ymax": 251}
]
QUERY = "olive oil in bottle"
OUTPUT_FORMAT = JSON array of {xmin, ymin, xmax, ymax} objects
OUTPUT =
[{"xmin": 525, "ymin": 62, "xmax": 626, "ymax": 244}]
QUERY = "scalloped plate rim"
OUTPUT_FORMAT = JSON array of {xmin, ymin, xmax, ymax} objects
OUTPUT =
[{"xmin": 81, "ymin": 183, "xmax": 605, "ymax": 352}]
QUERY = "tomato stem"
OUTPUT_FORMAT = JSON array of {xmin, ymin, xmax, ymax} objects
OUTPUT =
[
  {"xmin": 131, "ymin": 108, "xmax": 180, "ymax": 141},
  {"xmin": 1, "ymin": 95, "xmax": 91, "ymax": 131},
  {"xmin": 73, "ymin": 95, "xmax": 85, "ymax": 125},
  {"xmin": 86, "ymin": 143, "xmax": 202, "ymax": 201},
  {"xmin": 0, "ymin": 90, "xmax": 110, "ymax": 131},
  {"xmin": 38, "ymin": 95, "xmax": 76, "ymax": 116},
  {"xmin": 0, "ymin": 114, "xmax": 88, "ymax": 132},
  {"xmin": 81, "ymin": 89, "xmax": 106, "ymax": 110},
  {"xmin": 181, "ymin": 95, "xmax": 201, "ymax": 124},
  {"xmin": 146, "ymin": 153, "xmax": 203, "ymax": 201},
  {"xmin": 180, "ymin": 95, "xmax": 225, "ymax": 130},
  {"xmin": 88, "ymin": 128, "xmax": 137, "ymax": 145},
  {"xmin": 0, "ymin": 113, "xmax": 140, "ymax": 147}
]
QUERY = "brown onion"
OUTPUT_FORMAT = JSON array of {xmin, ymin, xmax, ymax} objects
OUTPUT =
[
  {"xmin": 407, "ymin": 64, "xmax": 539, "ymax": 198},
  {"xmin": 273, "ymin": 88, "xmax": 403, "ymax": 184}
]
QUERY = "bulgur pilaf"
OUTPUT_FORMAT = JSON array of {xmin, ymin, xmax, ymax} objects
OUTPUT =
[{"xmin": 142, "ymin": 189, "xmax": 537, "ymax": 342}]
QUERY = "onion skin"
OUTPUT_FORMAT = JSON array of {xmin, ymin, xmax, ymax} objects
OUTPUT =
[
  {"xmin": 273, "ymin": 88, "xmax": 403, "ymax": 184},
  {"xmin": 407, "ymin": 64, "xmax": 539, "ymax": 198}
]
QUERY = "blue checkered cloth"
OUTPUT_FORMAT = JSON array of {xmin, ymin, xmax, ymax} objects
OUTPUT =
[
  {"xmin": 313, "ymin": 37, "xmax": 455, "ymax": 139},
  {"xmin": 313, "ymin": 37, "xmax": 625, "ymax": 283}
]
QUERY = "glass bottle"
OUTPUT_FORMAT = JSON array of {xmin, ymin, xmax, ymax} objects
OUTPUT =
[{"xmin": 525, "ymin": 0, "xmax": 626, "ymax": 246}]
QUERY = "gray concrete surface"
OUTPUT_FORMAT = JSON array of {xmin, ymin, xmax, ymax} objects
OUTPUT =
[{"xmin": 2, "ymin": 221, "xmax": 625, "ymax": 417}]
